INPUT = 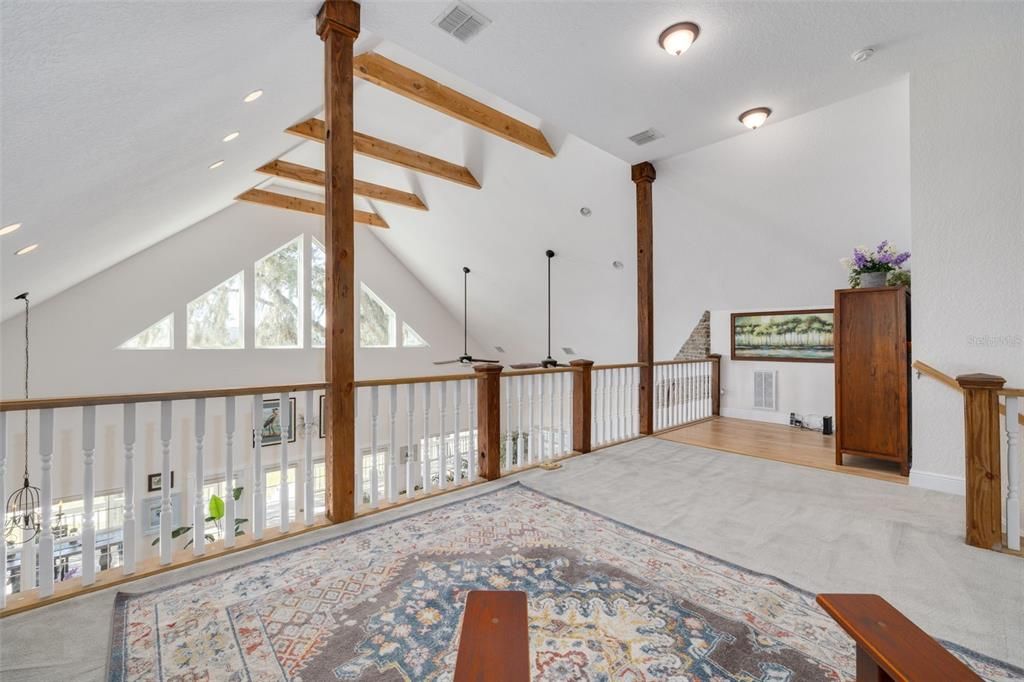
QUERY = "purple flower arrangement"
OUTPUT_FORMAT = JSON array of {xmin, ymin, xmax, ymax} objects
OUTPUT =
[{"xmin": 840, "ymin": 241, "xmax": 911, "ymax": 287}]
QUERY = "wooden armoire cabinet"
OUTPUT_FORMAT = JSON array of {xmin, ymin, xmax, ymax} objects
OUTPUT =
[{"xmin": 834, "ymin": 286, "xmax": 911, "ymax": 476}]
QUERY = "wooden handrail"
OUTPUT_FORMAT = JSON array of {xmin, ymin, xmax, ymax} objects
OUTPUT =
[
  {"xmin": 354, "ymin": 372, "xmax": 478, "ymax": 387},
  {"xmin": 502, "ymin": 366, "xmax": 575, "ymax": 377},
  {"xmin": 592, "ymin": 362, "xmax": 646, "ymax": 370},
  {"xmin": 816, "ymin": 593, "xmax": 982, "ymax": 681},
  {"xmin": 913, "ymin": 360, "xmax": 1023, "ymax": 425},
  {"xmin": 652, "ymin": 358, "xmax": 716, "ymax": 366},
  {"xmin": 0, "ymin": 382, "xmax": 328, "ymax": 412}
]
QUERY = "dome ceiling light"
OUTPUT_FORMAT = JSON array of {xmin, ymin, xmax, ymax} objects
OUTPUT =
[
  {"xmin": 739, "ymin": 107, "xmax": 772, "ymax": 130},
  {"xmin": 658, "ymin": 22, "xmax": 700, "ymax": 56}
]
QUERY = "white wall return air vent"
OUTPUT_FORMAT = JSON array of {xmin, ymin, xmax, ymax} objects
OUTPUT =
[
  {"xmin": 628, "ymin": 128, "xmax": 663, "ymax": 146},
  {"xmin": 753, "ymin": 370, "xmax": 777, "ymax": 410},
  {"xmin": 433, "ymin": 2, "xmax": 492, "ymax": 43}
]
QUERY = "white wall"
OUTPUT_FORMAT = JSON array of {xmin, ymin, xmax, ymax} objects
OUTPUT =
[
  {"xmin": 908, "ymin": 42, "xmax": 1024, "ymax": 494},
  {"xmin": 0, "ymin": 201, "xmax": 483, "ymax": 399},
  {"xmin": 653, "ymin": 80, "xmax": 912, "ymax": 362},
  {"xmin": 710, "ymin": 308, "xmax": 834, "ymax": 425}
]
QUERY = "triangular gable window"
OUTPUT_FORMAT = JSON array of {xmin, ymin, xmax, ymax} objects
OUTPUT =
[
  {"xmin": 402, "ymin": 322, "xmax": 428, "ymax": 348},
  {"xmin": 255, "ymin": 236, "xmax": 303, "ymax": 348},
  {"xmin": 119, "ymin": 314, "xmax": 173, "ymax": 350},
  {"xmin": 360, "ymin": 283, "xmax": 396, "ymax": 348},
  {"xmin": 187, "ymin": 272, "xmax": 244, "ymax": 349}
]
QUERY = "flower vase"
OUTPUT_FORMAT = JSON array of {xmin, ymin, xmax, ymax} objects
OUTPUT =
[{"xmin": 859, "ymin": 272, "xmax": 887, "ymax": 288}]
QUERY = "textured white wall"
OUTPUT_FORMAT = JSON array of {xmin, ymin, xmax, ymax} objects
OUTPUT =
[
  {"xmin": 710, "ymin": 308, "xmax": 835, "ymax": 426},
  {"xmin": 908, "ymin": 43, "xmax": 1024, "ymax": 493},
  {"xmin": 653, "ymin": 80, "xmax": 912, "ymax": 363}
]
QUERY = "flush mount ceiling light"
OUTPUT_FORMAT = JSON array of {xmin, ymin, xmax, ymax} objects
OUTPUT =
[
  {"xmin": 0, "ymin": 222, "xmax": 22, "ymax": 236},
  {"xmin": 851, "ymin": 47, "xmax": 875, "ymax": 63},
  {"xmin": 612, "ymin": 260, "xmax": 625, "ymax": 270},
  {"xmin": 579, "ymin": 207, "xmax": 592, "ymax": 217},
  {"xmin": 209, "ymin": 160, "xmax": 225, "ymax": 170},
  {"xmin": 658, "ymin": 22, "xmax": 700, "ymax": 56},
  {"xmin": 222, "ymin": 131, "xmax": 240, "ymax": 142},
  {"xmin": 739, "ymin": 107, "xmax": 772, "ymax": 130},
  {"xmin": 243, "ymin": 89, "xmax": 263, "ymax": 103},
  {"xmin": 15, "ymin": 243, "xmax": 39, "ymax": 256}
]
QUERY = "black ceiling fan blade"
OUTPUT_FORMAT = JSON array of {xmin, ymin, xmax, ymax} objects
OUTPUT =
[
  {"xmin": 433, "ymin": 359, "xmax": 463, "ymax": 365},
  {"xmin": 470, "ymin": 358, "xmax": 500, "ymax": 364}
]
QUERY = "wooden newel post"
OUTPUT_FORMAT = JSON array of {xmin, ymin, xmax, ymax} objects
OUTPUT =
[
  {"xmin": 708, "ymin": 353, "xmax": 721, "ymax": 416},
  {"xmin": 318, "ymin": 0, "xmax": 360, "ymax": 523},
  {"xmin": 956, "ymin": 373, "xmax": 1006, "ymax": 549},
  {"xmin": 570, "ymin": 360, "xmax": 594, "ymax": 454},
  {"xmin": 632, "ymin": 162, "xmax": 656, "ymax": 435},
  {"xmin": 475, "ymin": 364, "xmax": 504, "ymax": 481}
]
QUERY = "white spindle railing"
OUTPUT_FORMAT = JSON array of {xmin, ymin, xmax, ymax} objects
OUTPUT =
[
  {"xmin": 591, "ymin": 366, "xmax": 639, "ymax": 447},
  {"xmin": 193, "ymin": 398, "xmax": 206, "ymax": 556},
  {"xmin": 123, "ymin": 403, "xmax": 137, "ymax": 572},
  {"xmin": 38, "ymin": 408, "xmax": 54, "ymax": 597},
  {"xmin": 225, "ymin": 396, "xmax": 237, "ymax": 544},
  {"xmin": 303, "ymin": 391, "xmax": 314, "ymax": 526},
  {"xmin": 1004, "ymin": 395, "xmax": 1021, "ymax": 552},
  {"xmin": 81, "ymin": 405, "xmax": 96, "ymax": 585},
  {"xmin": 652, "ymin": 360, "xmax": 714, "ymax": 432},
  {"xmin": 0, "ymin": 413, "xmax": 6, "ymax": 609},
  {"xmin": 251, "ymin": 394, "xmax": 265, "ymax": 540}
]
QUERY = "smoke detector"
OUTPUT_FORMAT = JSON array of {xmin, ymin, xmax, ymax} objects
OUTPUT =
[
  {"xmin": 433, "ymin": 2, "xmax": 491, "ymax": 43},
  {"xmin": 628, "ymin": 128, "xmax": 663, "ymax": 146},
  {"xmin": 851, "ymin": 47, "xmax": 875, "ymax": 63}
]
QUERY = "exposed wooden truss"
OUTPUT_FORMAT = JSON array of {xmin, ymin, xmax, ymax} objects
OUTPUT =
[
  {"xmin": 286, "ymin": 119, "xmax": 481, "ymax": 189},
  {"xmin": 353, "ymin": 53, "xmax": 555, "ymax": 158},
  {"xmin": 236, "ymin": 188, "xmax": 388, "ymax": 228},
  {"xmin": 256, "ymin": 160, "xmax": 427, "ymax": 211}
]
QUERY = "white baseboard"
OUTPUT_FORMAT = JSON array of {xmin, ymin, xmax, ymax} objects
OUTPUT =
[
  {"xmin": 909, "ymin": 469, "xmax": 965, "ymax": 496},
  {"xmin": 720, "ymin": 406, "xmax": 790, "ymax": 425}
]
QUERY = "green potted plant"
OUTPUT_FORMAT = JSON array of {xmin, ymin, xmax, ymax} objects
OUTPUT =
[{"xmin": 152, "ymin": 486, "xmax": 247, "ymax": 550}]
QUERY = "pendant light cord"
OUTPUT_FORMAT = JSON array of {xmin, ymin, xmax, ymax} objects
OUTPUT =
[{"xmin": 20, "ymin": 294, "xmax": 29, "ymax": 480}]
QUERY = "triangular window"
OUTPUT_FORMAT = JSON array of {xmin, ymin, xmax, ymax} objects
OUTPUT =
[
  {"xmin": 360, "ymin": 283, "xmax": 396, "ymax": 348},
  {"xmin": 311, "ymin": 239, "xmax": 326, "ymax": 348},
  {"xmin": 119, "ymin": 314, "xmax": 173, "ymax": 350},
  {"xmin": 255, "ymin": 236, "xmax": 303, "ymax": 348},
  {"xmin": 402, "ymin": 322, "xmax": 428, "ymax": 348},
  {"xmin": 187, "ymin": 272, "xmax": 244, "ymax": 349}
]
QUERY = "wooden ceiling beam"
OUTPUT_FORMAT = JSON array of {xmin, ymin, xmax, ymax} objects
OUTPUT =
[
  {"xmin": 352, "ymin": 52, "xmax": 555, "ymax": 158},
  {"xmin": 286, "ymin": 118, "xmax": 481, "ymax": 189},
  {"xmin": 236, "ymin": 188, "xmax": 388, "ymax": 228},
  {"xmin": 256, "ymin": 160, "xmax": 427, "ymax": 211}
]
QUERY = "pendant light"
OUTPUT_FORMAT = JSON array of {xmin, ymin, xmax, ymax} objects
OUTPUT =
[{"xmin": 5, "ymin": 292, "xmax": 41, "ymax": 542}]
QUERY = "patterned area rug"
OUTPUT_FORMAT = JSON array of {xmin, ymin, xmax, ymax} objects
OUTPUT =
[{"xmin": 109, "ymin": 484, "xmax": 1022, "ymax": 681}]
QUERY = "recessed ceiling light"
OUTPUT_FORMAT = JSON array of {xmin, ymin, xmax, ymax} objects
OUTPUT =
[
  {"xmin": 658, "ymin": 22, "xmax": 700, "ymax": 56},
  {"xmin": 15, "ymin": 243, "xmax": 39, "ymax": 256},
  {"xmin": 222, "ymin": 131, "xmax": 240, "ymax": 142},
  {"xmin": 0, "ymin": 222, "xmax": 22, "ymax": 236},
  {"xmin": 209, "ymin": 160, "xmax": 225, "ymax": 170},
  {"xmin": 739, "ymin": 107, "xmax": 772, "ymax": 130},
  {"xmin": 851, "ymin": 47, "xmax": 875, "ymax": 63},
  {"xmin": 243, "ymin": 89, "xmax": 263, "ymax": 103},
  {"xmin": 579, "ymin": 207, "xmax": 592, "ymax": 217}
]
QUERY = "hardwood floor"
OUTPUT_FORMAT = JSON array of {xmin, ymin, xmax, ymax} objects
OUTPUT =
[{"xmin": 657, "ymin": 417, "xmax": 908, "ymax": 485}]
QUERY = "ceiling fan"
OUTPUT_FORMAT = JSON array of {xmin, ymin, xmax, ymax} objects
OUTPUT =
[
  {"xmin": 434, "ymin": 267, "xmax": 499, "ymax": 366},
  {"xmin": 510, "ymin": 250, "xmax": 570, "ymax": 369}
]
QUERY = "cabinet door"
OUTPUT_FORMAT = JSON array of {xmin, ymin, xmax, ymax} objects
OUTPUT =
[{"xmin": 837, "ymin": 290, "xmax": 904, "ymax": 458}]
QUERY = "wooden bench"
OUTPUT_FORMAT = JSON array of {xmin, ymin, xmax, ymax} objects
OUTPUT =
[
  {"xmin": 454, "ymin": 590, "xmax": 530, "ymax": 682},
  {"xmin": 817, "ymin": 593, "xmax": 982, "ymax": 681}
]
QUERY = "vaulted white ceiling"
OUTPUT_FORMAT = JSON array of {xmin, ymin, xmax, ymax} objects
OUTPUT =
[{"xmin": 2, "ymin": 0, "xmax": 1020, "ymax": 328}]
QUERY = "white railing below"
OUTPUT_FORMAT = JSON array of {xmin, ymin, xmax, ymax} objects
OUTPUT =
[
  {"xmin": 654, "ymin": 360, "xmax": 714, "ymax": 432},
  {"xmin": 1003, "ymin": 394, "xmax": 1021, "ymax": 551}
]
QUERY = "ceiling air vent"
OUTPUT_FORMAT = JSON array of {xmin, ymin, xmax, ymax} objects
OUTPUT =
[
  {"xmin": 433, "ymin": 2, "xmax": 491, "ymax": 43},
  {"xmin": 628, "ymin": 128, "xmax": 662, "ymax": 146},
  {"xmin": 494, "ymin": 346, "xmax": 505, "ymax": 354},
  {"xmin": 753, "ymin": 370, "xmax": 777, "ymax": 410},
  {"xmin": 562, "ymin": 347, "xmax": 576, "ymax": 356}
]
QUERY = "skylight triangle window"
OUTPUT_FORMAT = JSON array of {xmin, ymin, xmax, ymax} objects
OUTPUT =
[
  {"xmin": 187, "ymin": 272, "xmax": 244, "ymax": 349},
  {"xmin": 402, "ymin": 322, "xmax": 429, "ymax": 348},
  {"xmin": 119, "ymin": 314, "xmax": 173, "ymax": 350},
  {"xmin": 360, "ymin": 283, "xmax": 396, "ymax": 348},
  {"xmin": 255, "ymin": 236, "xmax": 303, "ymax": 348}
]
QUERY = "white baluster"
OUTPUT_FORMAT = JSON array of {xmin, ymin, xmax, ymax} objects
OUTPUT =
[
  {"xmin": 354, "ymin": 390, "xmax": 363, "ymax": 508},
  {"xmin": 159, "ymin": 401, "xmax": 173, "ymax": 565},
  {"xmin": 38, "ymin": 409, "xmax": 55, "ymax": 596},
  {"xmin": 277, "ymin": 393, "xmax": 289, "ymax": 532},
  {"xmin": 590, "ymin": 371, "xmax": 598, "ymax": 445},
  {"xmin": 527, "ymin": 375, "xmax": 536, "ymax": 463},
  {"xmin": 516, "ymin": 376, "xmax": 525, "ymax": 466},
  {"xmin": 538, "ymin": 375, "xmax": 546, "ymax": 460},
  {"xmin": 0, "ymin": 413, "xmax": 6, "ymax": 607},
  {"xmin": 122, "ymin": 404, "xmax": 136, "ymax": 574},
  {"xmin": 194, "ymin": 398, "xmax": 206, "ymax": 555},
  {"xmin": 605, "ymin": 370, "xmax": 613, "ymax": 442},
  {"xmin": 81, "ymin": 405, "xmax": 96, "ymax": 585},
  {"xmin": 546, "ymin": 374, "xmax": 554, "ymax": 459},
  {"xmin": 303, "ymin": 392, "xmax": 314, "ymax": 526},
  {"xmin": 675, "ymin": 364, "xmax": 682, "ymax": 425},
  {"xmin": 388, "ymin": 385, "xmax": 398, "ymax": 503},
  {"xmin": 21, "ymin": 525, "xmax": 36, "ymax": 591},
  {"xmin": 469, "ymin": 379, "xmax": 478, "ymax": 481},
  {"xmin": 652, "ymin": 367, "xmax": 660, "ymax": 431},
  {"xmin": 406, "ymin": 383, "xmax": 416, "ymax": 500},
  {"xmin": 251, "ymin": 395, "xmax": 264, "ymax": 540},
  {"xmin": 422, "ymin": 383, "xmax": 432, "ymax": 495},
  {"xmin": 594, "ymin": 371, "xmax": 603, "ymax": 445},
  {"xmin": 453, "ymin": 380, "xmax": 463, "ymax": 485},
  {"xmin": 369, "ymin": 386, "xmax": 380, "ymax": 506},
  {"xmin": 225, "ymin": 397, "xmax": 237, "ymax": 545},
  {"xmin": 439, "ymin": 382, "xmax": 448, "ymax": 488},
  {"xmin": 1006, "ymin": 396, "xmax": 1020, "ymax": 551},
  {"xmin": 505, "ymin": 378, "xmax": 513, "ymax": 470},
  {"xmin": 558, "ymin": 372, "xmax": 566, "ymax": 456}
]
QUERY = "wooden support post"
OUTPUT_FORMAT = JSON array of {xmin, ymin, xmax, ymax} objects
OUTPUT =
[
  {"xmin": 474, "ymin": 364, "xmax": 503, "ymax": 480},
  {"xmin": 318, "ymin": 0, "xmax": 360, "ymax": 523},
  {"xmin": 570, "ymin": 359, "xmax": 594, "ymax": 454},
  {"xmin": 632, "ymin": 162, "xmax": 656, "ymax": 434},
  {"xmin": 956, "ymin": 373, "xmax": 1006, "ymax": 549},
  {"xmin": 708, "ymin": 353, "xmax": 721, "ymax": 416}
]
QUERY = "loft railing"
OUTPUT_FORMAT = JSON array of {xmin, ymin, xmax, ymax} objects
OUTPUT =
[
  {"xmin": 913, "ymin": 360, "xmax": 1023, "ymax": 554},
  {"xmin": 0, "ymin": 356, "xmax": 722, "ymax": 614}
]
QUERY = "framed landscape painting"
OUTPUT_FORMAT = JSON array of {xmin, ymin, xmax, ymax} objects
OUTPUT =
[{"xmin": 731, "ymin": 309, "xmax": 834, "ymax": 363}]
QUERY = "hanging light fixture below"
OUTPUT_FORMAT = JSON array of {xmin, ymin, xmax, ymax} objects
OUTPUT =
[
  {"xmin": 658, "ymin": 22, "xmax": 700, "ymax": 56},
  {"xmin": 5, "ymin": 292, "xmax": 41, "ymax": 543},
  {"xmin": 739, "ymin": 107, "xmax": 772, "ymax": 130}
]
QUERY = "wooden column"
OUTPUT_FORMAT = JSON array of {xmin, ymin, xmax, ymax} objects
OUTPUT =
[
  {"xmin": 318, "ymin": 0, "xmax": 360, "ymax": 523},
  {"xmin": 570, "ymin": 360, "xmax": 594, "ymax": 454},
  {"xmin": 474, "ymin": 364, "xmax": 504, "ymax": 480},
  {"xmin": 708, "ymin": 353, "xmax": 721, "ymax": 416},
  {"xmin": 632, "ymin": 162, "xmax": 656, "ymax": 434},
  {"xmin": 956, "ymin": 373, "xmax": 1006, "ymax": 549}
]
